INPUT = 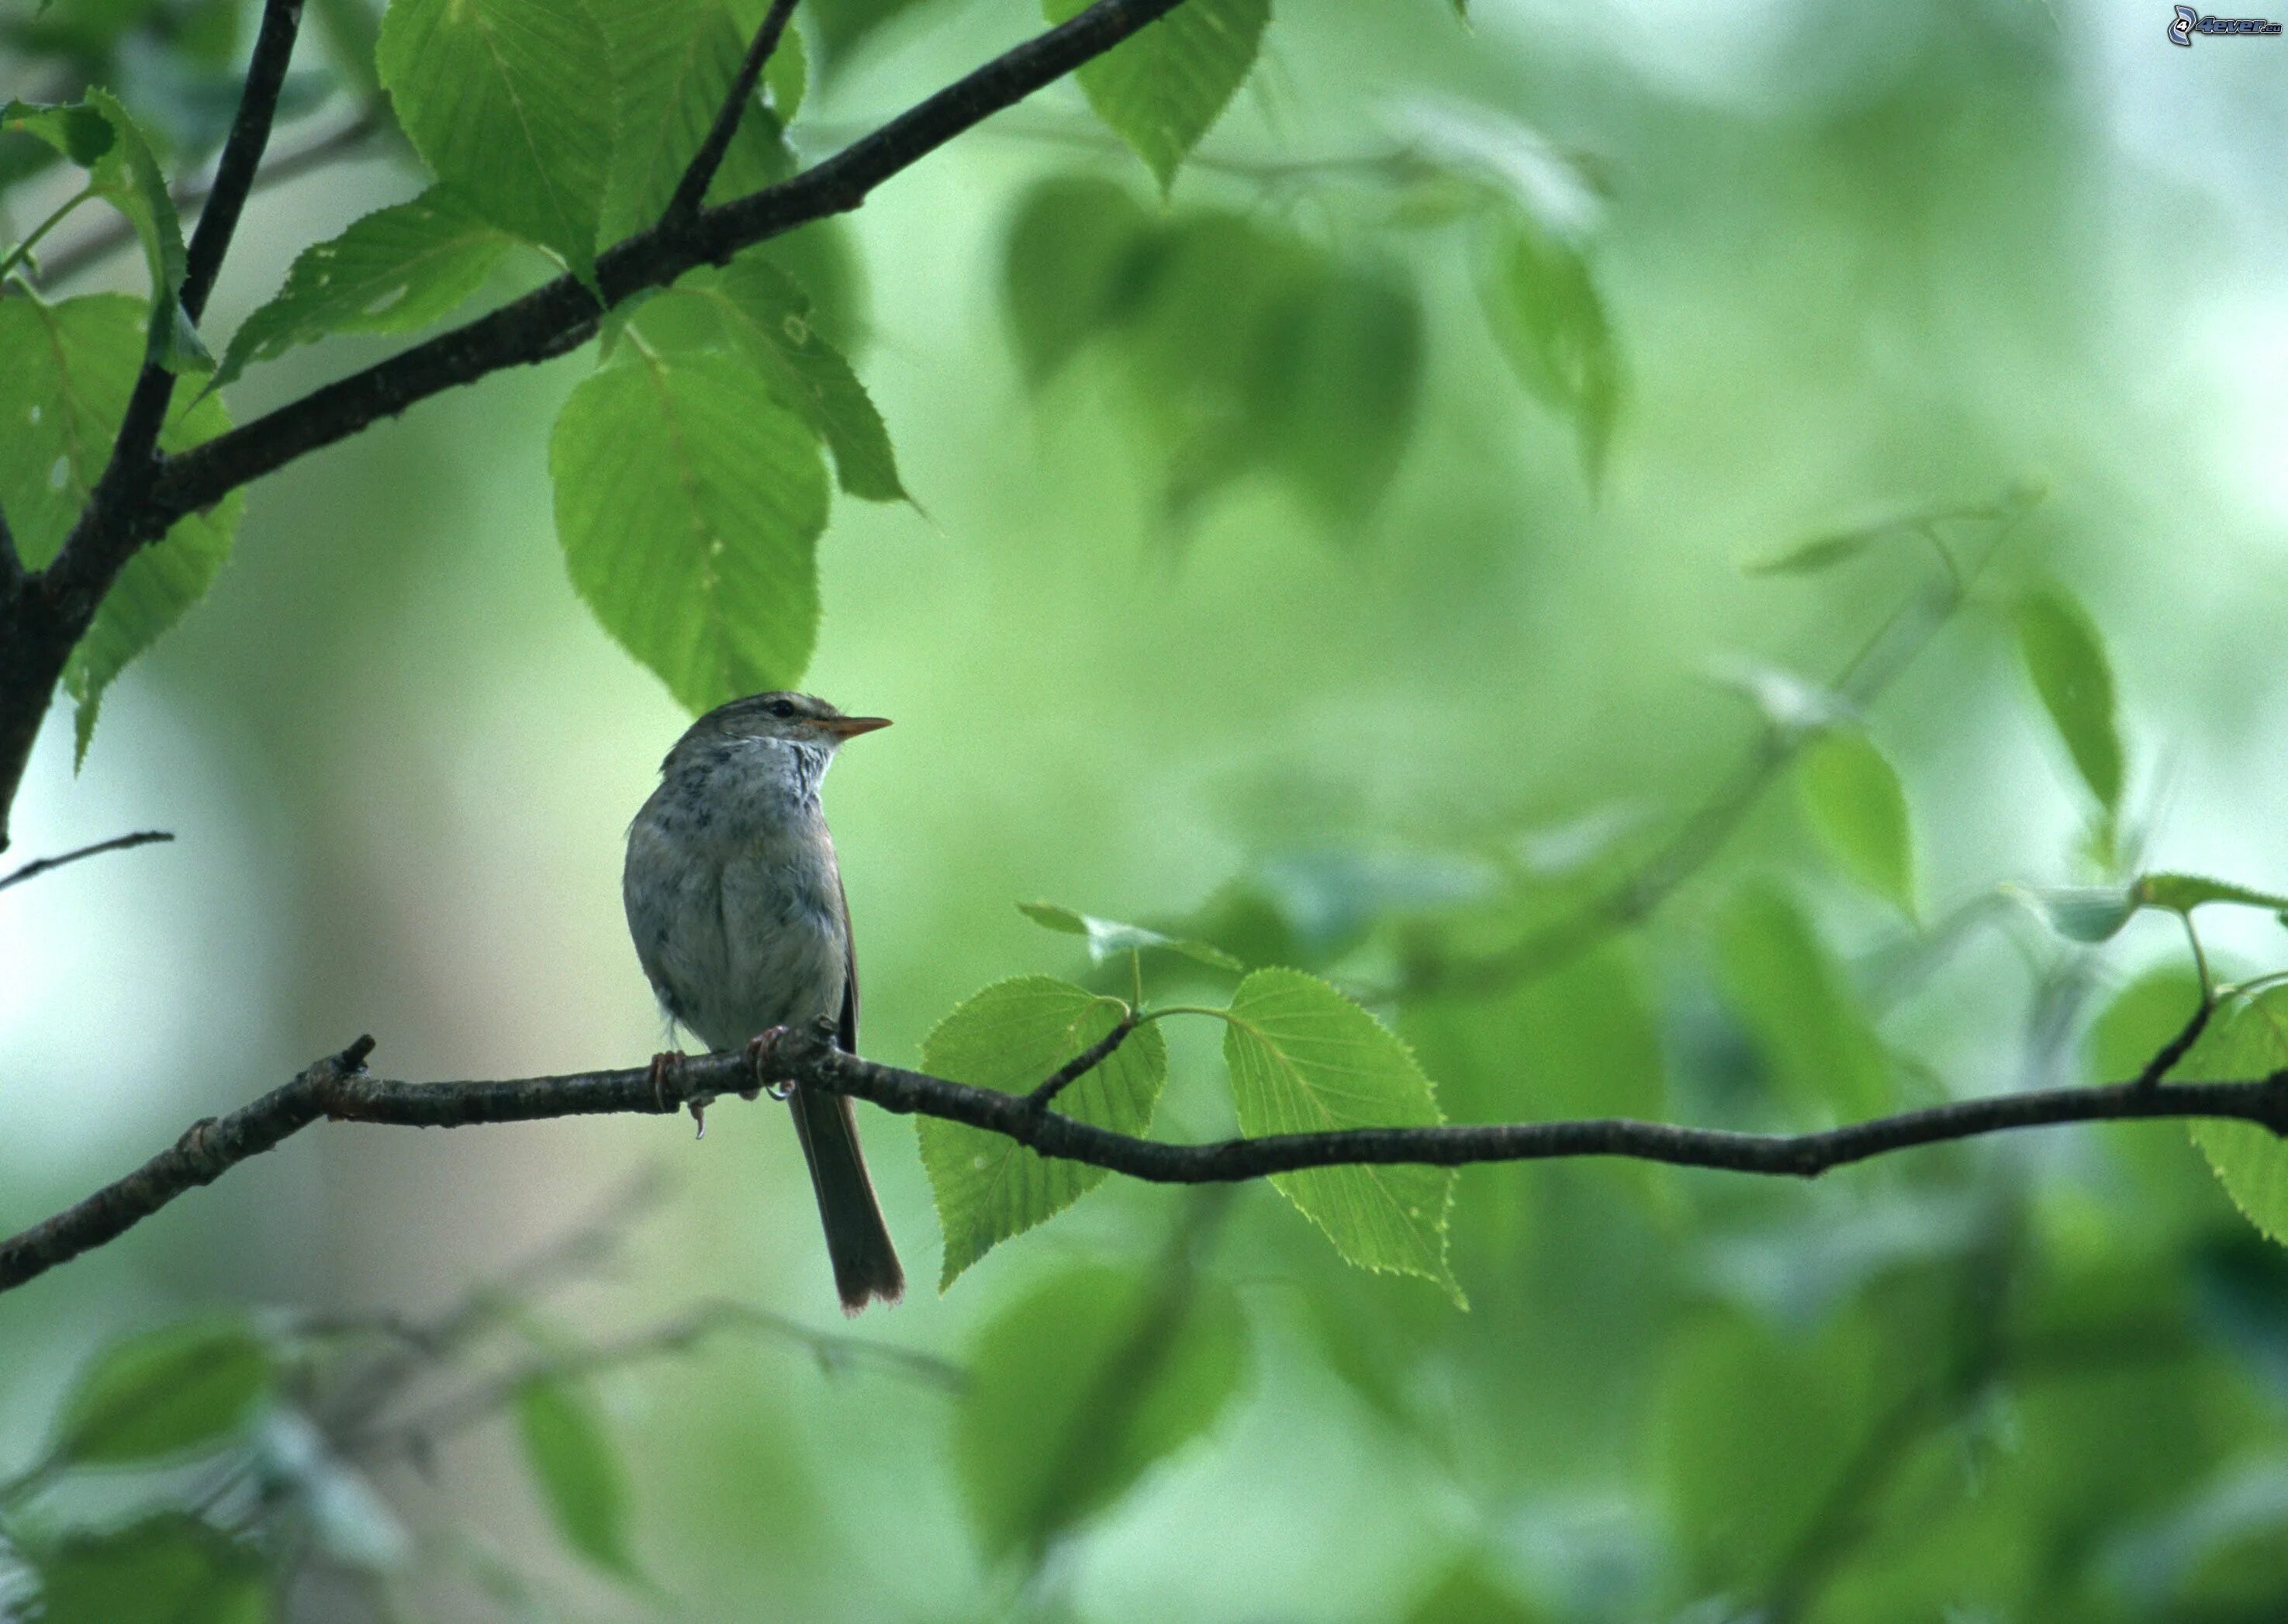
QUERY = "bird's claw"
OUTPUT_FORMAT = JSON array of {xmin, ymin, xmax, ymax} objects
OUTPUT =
[
  {"xmin": 647, "ymin": 1050, "xmax": 686, "ymax": 1113},
  {"xmin": 746, "ymin": 1027, "xmax": 794, "ymax": 1101}
]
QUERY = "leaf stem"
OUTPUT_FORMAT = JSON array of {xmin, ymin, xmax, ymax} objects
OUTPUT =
[{"xmin": 0, "ymin": 187, "xmax": 96, "ymax": 283}]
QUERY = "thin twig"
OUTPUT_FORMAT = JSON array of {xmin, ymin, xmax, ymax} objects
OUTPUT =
[
  {"xmin": 2133, "ymin": 991, "xmax": 2215, "ymax": 1090},
  {"xmin": 5, "ymin": 1023, "xmax": 2287, "ymax": 1297},
  {"xmin": 665, "ymin": 0, "xmax": 802, "ymax": 224},
  {"xmin": 181, "ymin": 0, "xmax": 308, "ymax": 322},
  {"xmin": 0, "ymin": 829, "xmax": 173, "ymax": 893},
  {"xmin": 1027, "ymin": 1011, "xmax": 1139, "ymax": 1111}
]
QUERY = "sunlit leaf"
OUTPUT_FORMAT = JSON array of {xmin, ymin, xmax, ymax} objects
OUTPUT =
[
  {"xmin": 634, "ymin": 255, "xmax": 904, "ymax": 500},
  {"xmin": 918, "ymin": 976, "xmax": 1169, "ymax": 1288},
  {"xmin": 2137, "ymin": 872, "xmax": 2288, "ymax": 918},
  {"xmin": 2181, "ymin": 990, "xmax": 2288, "ymax": 1246},
  {"xmin": 1222, "ymin": 968, "xmax": 1463, "ymax": 1303},
  {"xmin": 513, "ymin": 1377, "xmax": 639, "ymax": 1578},
  {"xmin": 1018, "ymin": 900, "xmax": 1241, "ymax": 970},
  {"xmin": 2015, "ymin": 583, "xmax": 2124, "ymax": 814},
  {"xmin": 1477, "ymin": 206, "xmax": 1620, "ymax": 485},
  {"xmin": 31, "ymin": 1515, "xmax": 270, "ymax": 1624},
  {"xmin": 378, "ymin": 0, "xmax": 613, "ymax": 282},
  {"xmin": 2004, "ymin": 883, "xmax": 2138, "ymax": 944},
  {"xmin": 0, "ymin": 294, "xmax": 244, "ymax": 762},
  {"xmin": 211, "ymin": 190, "xmax": 515, "ymax": 391},
  {"xmin": 1715, "ymin": 880, "xmax": 1891, "ymax": 1118},
  {"xmin": 952, "ymin": 1263, "xmax": 1247, "ymax": 1559},
  {"xmin": 52, "ymin": 1317, "xmax": 271, "ymax": 1465},
  {"xmin": 1044, "ymin": 0, "xmax": 1269, "ymax": 192},
  {"xmin": 550, "ymin": 344, "xmax": 829, "ymax": 711},
  {"xmin": 1001, "ymin": 175, "xmax": 1154, "ymax": 385},
  {"xmin": 1798, "ymin": 728, "xmax": 1916, "ymax": 916}
]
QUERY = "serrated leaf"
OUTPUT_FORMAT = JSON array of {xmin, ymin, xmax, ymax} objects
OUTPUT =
[
  {"xmin": 2004, "ymin": 883, "xmax": 2138, "ymax": 944},
  {"xmin": 953, "ymin": 1263, "xmax": 1247, "ymax": 1560},
  {"xmin": 211, "ymin": 190, "xmax": 514, "ymax": 392},
  {"xmin": 1477, "ymin": 206, "xmax": 1620, "ymax": 485},
  {"xmin": 52, "ymin": 1317, "xmax": 271, "ymax": 1465},
  {"xmin": 0, "ymin": 295, "xmax": 244, "ymax": 760},
  {"xmin": 0, "ymin": 98, "xmax": 116, "ymax": 167},
  {"xmin": 378, "ymin": 0, "xmax": 613, "ymax": 282},
  {"xmin": 1797, "ymin": 729, "xmax": 1915, "ymax": 916},
  {"xmin": 1220, "ymin": 967, "xmax": 1461, "ymax": 1302},
  {"xmin": 1715, "ymin": 880, "xmax": 1891, "ymax": 1118},
  {"xmin": 1018, "ymin": 901, "xmax": 1241, "ymax": 970},
  {"xmin": 2137, "ymin": 872, "xmax": 2288, "ymax": 917},
  {"xmin": 31, "ymin": 1515, "xmax": 271, "ymax": 1624},
  {"xmin": 2015, "ymin": 583, "xmax": 2124, "ymax": 814},
  {"xmin": 597, "ymin": 0, "xmax": 798, "ymax": 244},
  {"xmin": 918, "ymin": 977, "xmax": 1168, "ymax": 1288},
  {"xmin": 550, "ymin": 344, "xmax": 828, "ymax": 711},
  {"xmin": 2180, "ymin": 990, "xmax": 2288, "ymax": 1246},
  {"xmin": 1044, "ymin": 0, "xmax": 1268, "ymax": 192},
  {"xmin": 513, "ymin": 1377, "xmax": 639, "ymax": 1578},
  {"xmin": 1001, "ymin": 174, "xmax": 1156, "ymax": 386},
  {"xmin": 634, "ymin": 256, "xmax": 903, "ymax": 500}
]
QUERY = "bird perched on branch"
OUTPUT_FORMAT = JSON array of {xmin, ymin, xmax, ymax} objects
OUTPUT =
[{"xmin": 623, "ymin": 691, "xmax": 904, "ymax": 1314}]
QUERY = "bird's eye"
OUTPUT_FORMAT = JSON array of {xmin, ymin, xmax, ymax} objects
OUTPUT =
[{"xmin": 768, "ymin": 700, "xmax": 797, "ymax": 719}]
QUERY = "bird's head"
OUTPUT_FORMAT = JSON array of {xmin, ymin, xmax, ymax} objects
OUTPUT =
[{"xmin": 663, "ymin": 691, "xmax": 890, "ymax": 772}]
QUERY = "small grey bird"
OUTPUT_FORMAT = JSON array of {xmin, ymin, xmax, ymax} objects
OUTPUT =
[{"xmin": 623, "ymin": 691, "xmax": 904, "ymax": 1314}]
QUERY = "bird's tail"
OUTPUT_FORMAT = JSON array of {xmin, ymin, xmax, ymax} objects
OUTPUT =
[{"xmin": 787, "ymin": 1085, "xmax": 904, "ymax": 1315}]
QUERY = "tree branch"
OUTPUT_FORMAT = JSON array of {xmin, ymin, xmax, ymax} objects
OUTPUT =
[
  {"xmin": 181, "ymin": 0, "xmax": 309, "ymax": 323},
  {"xmin": 0, "ymin": 828, "xmax": 173, "ymax": 893},
  {"xmin": 6, "ymin": 1024, "xmax": 2286, "ymax": 1297},
  {"xmin": 665, "ymin": 0, "xmax": 802, "ymax": 224}
]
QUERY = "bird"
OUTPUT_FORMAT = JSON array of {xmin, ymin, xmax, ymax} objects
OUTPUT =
[{"xmin": 622, "ymin": 690, "xmax": 905, "ymax": 1314}]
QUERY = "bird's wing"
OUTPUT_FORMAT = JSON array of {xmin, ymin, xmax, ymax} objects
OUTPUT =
[{"xmin": 836, "ymin": 869, "xmax": 859, "ymax": 1054}]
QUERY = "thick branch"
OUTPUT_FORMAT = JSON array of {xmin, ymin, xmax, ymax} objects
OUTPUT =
[
  {"xmin": 5, "ymin": 1024, "xmax": 2286, "ymax": 1297},
  {"xmin": 181, "ymin": 0, "xmax": 308, "ymax": 323},
  {"xmin": 665, "ymin": 0, "xmax": 802, "ymax": 223}
]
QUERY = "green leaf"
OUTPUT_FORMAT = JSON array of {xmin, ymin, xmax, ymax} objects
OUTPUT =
[
  {"xmin": 952, "ymin": 1263, "xmax": 1247, "ymax": 1559},
  {"xmin": 758, "ymin": 6, "xmax": 807, "ymax": 119},
  {"xmin": 30, "ymin": 1515, "xmax": 271, "ymax": 1624},
  {"xmin": 1043, "ymin": 0, "xmax": 1269, "ymax": 192},
  {"xmin": 1797, "ymin": 729, "xmax": 1916, "ymax": 916},
  {"xmin": 513, "ymin": 1377, "xmax": 639, "ymax": 1578},
  {"xmin": 918, "ymin": 977, "xmax": 1169, "ymax": 1288},
  {"xmin": 2014, "ymin": 583, "xmax": 2124, "ymax": 814},
  {"xmin": 2137, "ymin": 872, "xmax": 2288, "ymax": 917},
  {"xmin": 634, "ymin": 256, "xmax": 904, "ymax": 500},
  {"xmin": 1477, "ymin": 206, "xmax": 1621, "ymax": 485},
  {"xmin": 597, "ymin": 0, "xmax": 797, "ymax": 244},
  {"xmin": 210, "ymin": 189, "xmax": 514, "ymax": 392},
  {"xmin": 1018, "ymin": 900, "xmax": 1242, "ymax": 970},
  {"xmin": 51, "ymin": 1317, "xmax": 271, "ymax": 1465},
  {"xmin": 378, "ymin": 0, "xmax": 613, "ymax": 282},
  {"xmin": 550, "ymin": 344, "xmax": 829, "ymax": 712},
  {"xmin": 0, "ymin": 294, "xmax": 244, "ymax": 760},
  {"xmin": 1707, "ymin": 656, "xmax": 1854, "ymax": 738},
  {"xmin": 1001, "ymin": 175, "xmax": 1155, "ymax": 386},
  {"xmin": 1714, "ymin": 880, "xmax": 1891, "ymax": 1118},
  {"xmin": 1221, "ymin": 967, "xmax": 1462, "ymax": 1303},
  {"xmin": 1741, "ymin": 489, "xmax": 2034, "ymax": 576},
  {"xmin": 1250, "ymin": 260, "xmax": 1423, "ymax": 524},
  {"xmin": 2003, "ymin": 883, "xmax": 2138, "ymax": 943},
  {"xmin": 0, "ymin": 98, "xmax": 116, "ymax": 167},
  {"xmin": 2181, "ymin": 990, "xmax": 2288, "ymax": 1246}
]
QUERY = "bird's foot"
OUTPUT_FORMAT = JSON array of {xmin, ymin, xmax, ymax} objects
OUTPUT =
[
  {"xmin": 746, "ymin": 1027, "xmax": 793, "ymax": 1101},
  {"xmin": 648, "ymin": 1050, "xmax": 686, "ymax": 1112}
]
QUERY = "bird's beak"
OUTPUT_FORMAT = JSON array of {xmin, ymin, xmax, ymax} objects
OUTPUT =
[{"xmin": 824, "ymin": 715, "xmax": 892, "ymax": 739}]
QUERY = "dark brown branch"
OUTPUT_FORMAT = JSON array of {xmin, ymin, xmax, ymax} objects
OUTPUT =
[
  {"xmin": 0, "ymin": 828, "xmax": 173, "ymax": 893},
  {"xmin": 0, "ymin": 501, "xmax": 19, "ymax": 593},
  {"xmin": 181, "ymin": 0, "xmax": 308, "ymax": 322},
  {"xmin": 665, "ymin": 0, "xmax": 802, "ymax": 224},
  {"xmin": 7, "ymin": 1023, "xmax": 2287, "ymax": 1297},
  {"xmin": 1026, "ymin": 1011, "xmax": 1138, "ymax": 1110},
  {"xmin": 2132, "ymin": 991, "xmax": 2214, "ymax": 1089}
]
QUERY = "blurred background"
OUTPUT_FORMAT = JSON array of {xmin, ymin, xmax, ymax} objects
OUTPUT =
[{"xmin": 7, "ymin": 0, "xmax": 2288, "ymax": 1617}]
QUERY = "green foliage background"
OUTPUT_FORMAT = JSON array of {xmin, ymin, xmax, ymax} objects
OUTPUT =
[{"xmin": 8, "ymin": 0, "xmax": 2288, "ymax": 1619}]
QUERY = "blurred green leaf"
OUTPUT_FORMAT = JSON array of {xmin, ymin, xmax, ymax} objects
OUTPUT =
[
  {"xmin": 210, "ymin": 190, "xmax": 514, "ymax": 392},
  {"xmin": 1044, "ymin": 0, "xmax": 1269, "ymax": 192},
  {"xmin": 918, "ymin": 976, "xmax": 1169, "ymax": 1288},
  {"xmin": 1741, "ymin": 490, "xmax": 2031, "ymax": 576},
  {"xmin": 1400, "ymin": 1556, "xmax": 1542, "ymax": 1624},
  {"xmin": 1715, "ymin": 880, "xmax": 1891, "ymax": 1118},
  {"xmin": 1001, "ymin": 174, "xmax": 1154, "ymax": 385},
  {"xmin": 2183, "ymin": 990, "xmax": 2288, "ymax": 1246},
  {"xmin": 30, "ymin": 1515, "xmax": 270, "ymax": 1624},
  {"xmin": 1798, "ymin": 729, "xmax": 1916, "ymax": 917},
  {"xmin": 598, "ymin": 0, "xmax": 795, "ymax": 244},
  {"xmin": 804, "ymin": 0, "xmax": 933, "ymax": 62},
  {"xmin": 550, "ymin": 344, "xmax": 828, "ymax": 712},
  {"xmin": 1251, "ymin": 260, "xmax": 1423, "ymax": 525},
  {"xmin": 378, "ymin": 0, "xmax": 613, "ymax": 283},
  {"xmin": 1707, "ymin": 656, "xmax": 1854, "ymax": 738},
  {"xmin": 2014, "ymin": 583, "xmax": 2124, "ymax": 814},
  {"xmin": 52, "ymin": 1317, "xmax": 271, "ymax": 1466},
  {"xmin": 1222, "ymin": 968, "xmax": 1463, "ymax": 1303},
  {"xmin": 1477, "ymin": 207, "xmax": 1620, "ymax": 485},
  {"xmin": 513, "ymin": 1377, "xmax": 640, "ymax": 1579},
  {"xmin": 953, "ymin": 1263, "xmax": 1247, "ymax": 1560},
  {"xmin": 635, "ymin": 255, "xmax": 903, "ymax": 500},
  {"xmin": 1018, "ymin": 900, "xmax": 1242, "ymax": 970},
  {"xmin": 2004, "ymin": 883, "xmax": 2138, "ymax": 943},
  {"xmin": 0, "ymin": 293, "xmax": 244, "ymax": 762},
  {"xmin": 2137, "ymin": 872, "xmax": 2288, "ymax": 917},
  {"xmin": 758, "ymin": 4, "xmax": 807, "ymax": 119}
]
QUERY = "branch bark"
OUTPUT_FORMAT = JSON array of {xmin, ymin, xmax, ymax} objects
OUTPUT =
[
  {"xmin": 0, "ymin": 828, "xmax": 173, "ymax": 893},
  {"xmin": 5, "ymin": 1022, "xmax": 2285, "ymax": 1297}
]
